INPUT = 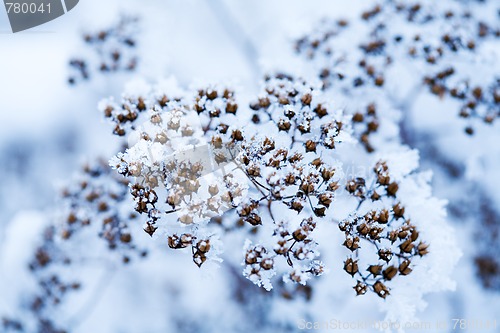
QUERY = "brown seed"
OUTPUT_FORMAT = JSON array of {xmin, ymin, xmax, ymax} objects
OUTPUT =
[
  {"xmin": 339, "ymin": 221, "xmax": 350, "ymax": 232},
  {"xmin": 291, "ymin": 200, "xmax": 304, "ymax": 213},
  {"xmin": 197, "ymin": 240, "xmax": 211, "ymax": 253},
  {"xmin": 344, "ymin": 258, "xmax": 359, "ymax": 276},
  {"xmin": 387, "ymin": 182, "xmax": 399, "ymax": 196},
  {"xmin": 369, "ymin": 227, "xmax": 383, "ymax": 240},
  {"xmin": 367, "ymin": 120, "xmax": 379, "ymax": 132},
  {"xmin": 371, "ymin": 191, "xmax": 381, "ymax": 201},
  {"xmin": 137, "ymin": 98, "xmax": 146, "ymax": 111},
  {"xmin": 168, "ymin": 235, "xmax": 180, "ymax": 249},
  {"xmin": 374, "ymin": 76, "xmax": 385, "ymax": 86},
  {"xmin": 343, "ymin": 237, "xmax": 360, "ymax": 251},
  {"xmin": 179, "ymin": 214, "xmax": 193, "ymax": 225},
  {"xmin": 314, "ymin": 207, "xmax": 326, "ymax": 217},
  {"xmin": 209, "ymin": 109, "xmax": 221, "ymax": 118},
  {"xmin": 98, "ymin": 202, "xmax": 108, "ymax": 212},
  {"xmin": 260, "ymin": 258, "xmax": 274, "ymax": 270},
  {"xmin": 300, "ymin": 182, "xmax": 314, "ymax": 194},
  {"xmin": 388, "ymin": 231, "xmax": 398, "ymax": 243},
  {"xmin": 378, "ymin": 249, "xmax": 393, "ymax": 262},
  {"xmin": 398, "ymin": 230, "xmax": 408, "ymax": 239},
  {"xmin": 373, "ymin": 281, "xmax": 389, "ymax": 298},
  {"xmin": 144, "ymin": 223, "xmax": 157, "ymax": 237},
  {"xmin": 158, "ymin": 95, "xmax": 169, "ymax": 107},
  {"xmin": 311, "ymin": 157, "xmax": 322, "ymax": 168},
  {"xmin": 377, "ymin": 174, "xmax": 390, "ymax": 186},
  {"xmin": 151, "ymin": 114, "xmax": 162, "ymax": 124},
  {"xmin": 328, "ymin": 181, "xmax": 340, "ymax": 191},
  {"xmin": 226, "ymin": 102, "xmax": 238, "ymax": 114},
  {"xmin": 378, "ymin": 209, "xmax": 389, "ymax": 223},
  {"xmin": 247, "ymin": 165, "xmax": 261, "ymax": 177},
  {"xmin": 417, "ymin": 242, "xmax": 429, "ymax": 256},
  {"xmin": 318, "ymin": 193, "xmax": 332, "ymax": 207},
  {"xmin": 61, "ymin": 229, "xmax": 71, "ymax": 240},
  {"xmin": 314, "ymin": 104, "xmax": 328, "ymax": 118},
  {"xmin": 383, "ymin": 266, "xmax": 398, "ymax": 280},
  {"xmin": 305, "ymin": 140, "xmax": 317, "ymax": 152},
  {"xmin": 231, "ymin": 130, "xmax": 244, "ymax": 141},
  {"xmin": 400, "ymin": 239, "xmax": 414, "ymax": 253},
  {"xmin": 321, "ymin": 168, "xmax": 335, "ymax": 181},
  {"xmin": 279, "ymin": 96, "xmax": 290, "ymax": 105},
  {"xmin": 410, "ymin": 229, "xmax": 419, "ymax": 242},
  {"xmin": 293, "ymin": 228, "xmax": 308, "ymax": 241},
  {"xmin": 301, "ymin": 93, "xmax": 312, "ymax": 105},
  {"xmin": 104, "ymin": 106, "xmax": 113, "ymax": 117},
  {"xmin": 246, "ymin": 213, "xmax": 262, "ymax": 226},
  {"xmin": 352, "ymin": 113, "xmax": 364, "ymax": 122},
  {"xmin": 245, "ymin": 251, "xmax": 258, "ymax": 264},
  {"xmin": 120, "ymin": 233, "xmax": 132, "ymax": 243},
  {"xmin": 399, "ymin": 260, "xmax": 413, "ymax": 275},
  {"xmin": 208, "ymin": 184, "xmax": 219, "ymax": 196},
  {"xmin": 193, "ymin": 251, "xmax": 207, "ymax": 267},
  {"xmin": 207, "ymin": 90, "xmax": 218, "ymax": 100},
  {"xmin": 167, "ymin": 193, "xmax": 181, "ymax": 206},
  {"xmin": 67, "ymin": 213, "xmax": 77, "ymax": 224},
  {"xmin": 354, "ymin": 281, "xmax": 367, "ymax": 295},
  {"xmin": 180, "ymin": 234, "xmax": 193, "ymax": 247},
  {"xmin": 484, "ymin": 115, "xmax": 495, "ymax": 123},
  {"xmin": 393, "ymin": 203, "xmax": 405, "ymax": 218},
  {"xmin": 211, "ymin": 136, "xmax": 223, "ymax": 149},
  {"xmin": 278, "ymin": 119, "xmax": 291, "ymax": 131},
  {"xmin": 285, "ymin": 173, "xmax": 296, "ymax": 185},
  {"xmin": 357, "ymin": 223, "xmax": 370, "ymax": 236},
  {"xmin": 368, "ymin": 265, "xmax": 383, "ymax": 276}
]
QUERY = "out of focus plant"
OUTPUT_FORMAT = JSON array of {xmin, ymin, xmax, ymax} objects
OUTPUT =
[{"xmin": 68, "ymin": 16, "xmax": 139, "ymax": 85}]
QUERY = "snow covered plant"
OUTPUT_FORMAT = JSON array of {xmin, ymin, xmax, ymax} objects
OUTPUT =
[
  {"xmin": 68, "ymin": 16, "xmax": 139, "ymax": 85},
  {"xmin": 295, "ymin": 0, "xmax": 499, "ymax": 135},
  {"xmin": 99, "ymin": 75, "xmax": 458, "ymax": 297},
  {"xmin": 2, "ymin": 161, "xmax": 149, "ymax": 333},
  {"xmin": 293, "ymin": 0, "xmax": 499, "ymax": 294},
  {"xmin": 1, "ymin": 75, "xmax": 460, "ymax": 333}
]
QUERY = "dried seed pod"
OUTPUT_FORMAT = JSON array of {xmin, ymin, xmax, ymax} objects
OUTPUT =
[
  {"xmin": 400, "ymin": 239, "xmax": 414, "ymax": 253},
  {"xmin": 301, "ymin": 93, "xmax": 312, "ymax": 105},
  {"xmin": 314, "ymin": 207, "xmax": 326, "ymax": 217},
  {"xmin": 357, "ymin": 223, "xmax": 370, "ymax": 236},
  {"xmin": 179, "ymin": 214, "xmax": 193, "ymax": 225},
  {"xmin": 378, "ymin": 209, "xmax": 389, "ymax": 223},
  {"xmin": 387, "ymin": 182, "xmax": 399, "ymax": 196},
  {"xmin": 378, "ymin": 249, "xmax": 393, "ymax": 262},
  {"xmin": 293, "ymin": 228, "xmax": 308, "ymax": 242},
  {"xmin": 305, "ymin": 140, "xmax": 317, "ymax": 152},
  {"xmin": 197, "ymin": 240, "xmax": 211, "ymax": 253},
  {"xmin": 354, "ymin": 281, "xmax": 368, "ymax": 295},
  {"xmin": 399, "ymin": 260, "xmax": 413, "ymax": 275},
  {"xmin": 373, "ymin": 281, "xmax": 389, "ymax": 298},
  {"xmin": 317, "ymin": 193, "xmax": 333, "ymax": 207},
  {"xmin": 393, "ymin": 203, "xmax": 405, "ymax": 218},
  {"xmin": 260, "ymin": 258, "xmax": 274, "ymax": 270},
  {"xmin": 344, "ymin": 258, "xmax": 359, "ymax": 276},
  {"xmin": 417, "ymin": 242, "xmax": 429, "ymax": 256},
  {"xmin": 193, "ymin": 251, "xmax": 207, "ymax": 267},
  {"xmin": 368, "ymin": 265, "xmax": 383, "ymax": 276},
  {"xmin": 383, "ymin": 266, "xmax": 398, "ymax": 280},
  {"xmin": 343, "ymin": 237, "xmax": 360, "ymax": 251}
]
